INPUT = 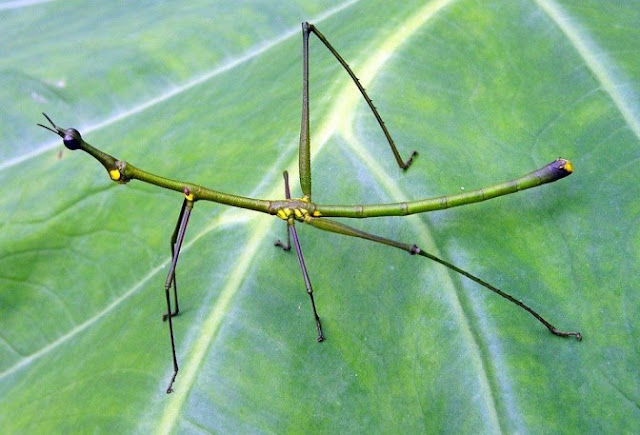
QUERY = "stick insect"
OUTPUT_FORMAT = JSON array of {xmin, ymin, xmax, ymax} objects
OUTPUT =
[{"xmin": 39, "ymin": 22, "xmax": 581, "ymax": 393}]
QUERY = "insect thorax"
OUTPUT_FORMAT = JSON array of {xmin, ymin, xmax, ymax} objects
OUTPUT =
[{"xmin": 275, "ymin": 200, "xmax": 321, "ymax": 223}]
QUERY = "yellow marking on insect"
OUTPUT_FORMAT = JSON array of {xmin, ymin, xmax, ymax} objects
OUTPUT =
[
  {"xmin": 277, "ymin": 208, "xmax": 292, "ymax": 221},
  {"xmin": 109, "ymin": 169, "xmax": 121, "ymax": 181},
  {"xmin": 184, "ymin": 191, "xmax": 194, "ymax": 201},
  {"xmin": 292, "ymin": 207, "xmax": 315, "ymax": 221},
  {"xmin": 312, "ymin": 210, "xmax": 322, "ymax": 217},
  {"xmin": 563, "ymin": 160, "xmax": 574, "ymax": 173}
]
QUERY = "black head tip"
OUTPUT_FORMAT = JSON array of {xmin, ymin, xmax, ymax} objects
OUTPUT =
[
  {"xmin": 38, "ymin": 113, "xmax": 82, "ymax": 150},
  {"xmin": 62, "ymin": 128, "xmax": 82, "ymax": 150}
]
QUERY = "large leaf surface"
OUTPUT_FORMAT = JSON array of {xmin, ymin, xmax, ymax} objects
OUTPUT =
[{"xmin": 1, "ymin": 0, "xmax": 638, "ymax": 432}]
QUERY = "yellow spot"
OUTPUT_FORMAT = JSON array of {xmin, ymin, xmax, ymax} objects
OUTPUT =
[
  {"xmin": 109, "ymin": 169, "xmax": 121, "ymax": 181},
  {"xmin": 184, "ymin": 192, "xmax": 194, "ymax": 201},
  {"xmin": 312, "ymin": 210, "xmax": 322, "ymax": 217},
  {"xmin": 563, "ymin": 160, "xmax": 574, "ymax": 173},
  {"xmin": 277, "ymin": 208, "xmax": 291, "ymax": 221},
  {"xmin": 294, "ymin": 209, "xmax": 303, "ymax": 219}
]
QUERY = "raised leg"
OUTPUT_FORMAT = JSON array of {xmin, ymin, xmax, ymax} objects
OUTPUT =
[
  {"xmin": 163, "ymin": 189, "xmax": 195, "ymax": 394},
  {"xmin": 297, "ymin": 22, "xmax": 418, "ymax": 199}
]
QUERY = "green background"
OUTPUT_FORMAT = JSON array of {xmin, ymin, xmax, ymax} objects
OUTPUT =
[{"xmin": 1, "ymin": 0, "xmax": 638, "ymax": 433}]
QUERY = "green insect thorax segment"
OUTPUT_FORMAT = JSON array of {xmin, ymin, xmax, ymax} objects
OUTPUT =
[{"xmin": 273, "ymin": 198, "xmax": 322, "ymax": 222}]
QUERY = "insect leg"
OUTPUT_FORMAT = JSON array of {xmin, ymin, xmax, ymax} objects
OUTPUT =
[
  {"xmin": 289, "ymin": 221, "xmax": 325, "ymax": 342},
  {"xmin": 275, "ymin": 171, "xmax": 324, "ymax": 341},
  {"xmin": 163, "ymin": 200, "xmax": 188, "ymax": 321},
  {"xmin": 274, "ymin": 171, "xmax": 291, "ymax": 251},
  {"xmin": 306, "ymin": 216, "xmax": 582, "ymax": 341},
  {"xmin": 163, "ymin": 189, "xmax": 194, "ymax": 393},
  {"xmin": 304, "ymin": 22, "xmax": 418, "ymax": 170}
]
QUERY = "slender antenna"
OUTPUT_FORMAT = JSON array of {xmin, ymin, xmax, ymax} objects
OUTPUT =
[{"xmin": 37, "ymin": 112, "xmax": 59, "ymax": 135}]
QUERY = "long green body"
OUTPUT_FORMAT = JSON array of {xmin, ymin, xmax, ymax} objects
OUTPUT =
[
  {"xmin": 310, "ymin": 158, "xmax": 571, "ymax": 217},
  {"xmin": 48, "ymin": 124, "xmax": 572, "ymax": 222}
]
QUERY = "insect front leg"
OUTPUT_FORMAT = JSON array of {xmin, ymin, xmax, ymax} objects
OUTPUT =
[
  {"xmin": 163, "ymin": 188, "xmax": 195, "ymax": 393},
  {"xmin": 163, "ymin": 199, "xmax": 188, "ymax": 321},
  {"xmin": 303, "ymin": 22, "xmax": 418, "ymax": 171}
]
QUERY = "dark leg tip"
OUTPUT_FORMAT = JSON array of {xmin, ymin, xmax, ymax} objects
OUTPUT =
[
  {"xmin": 316, "ymin": 322, "xmax": 325, "ymax": 342},
  {"xmin": 166, "ymin": 370, "xmax": 178, "ymax": 394},
  {"xmin": 551, "ymin": 328, "xmax": 582, "ymax": 341},
  {"xmin": 401, "ymin": 151, "xmax": 419, "ymax": 171},
  {"xmin": 162, "ymin": 311, "xmax": 179, "ymax": 322},
  {"xmin": 274, "ymin": 239, "xmax": 291, "ymax": 251}
]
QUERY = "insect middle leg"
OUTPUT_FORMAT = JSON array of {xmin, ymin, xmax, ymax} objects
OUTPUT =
[{"xmin": 275, "ymin": 171, "xmax": 324, "ymax": 342}]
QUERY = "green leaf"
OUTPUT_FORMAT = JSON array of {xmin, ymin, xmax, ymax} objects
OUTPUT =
[{"xmin": 1, "ymin": 0, "xmax": 638, "ymax": 432}]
